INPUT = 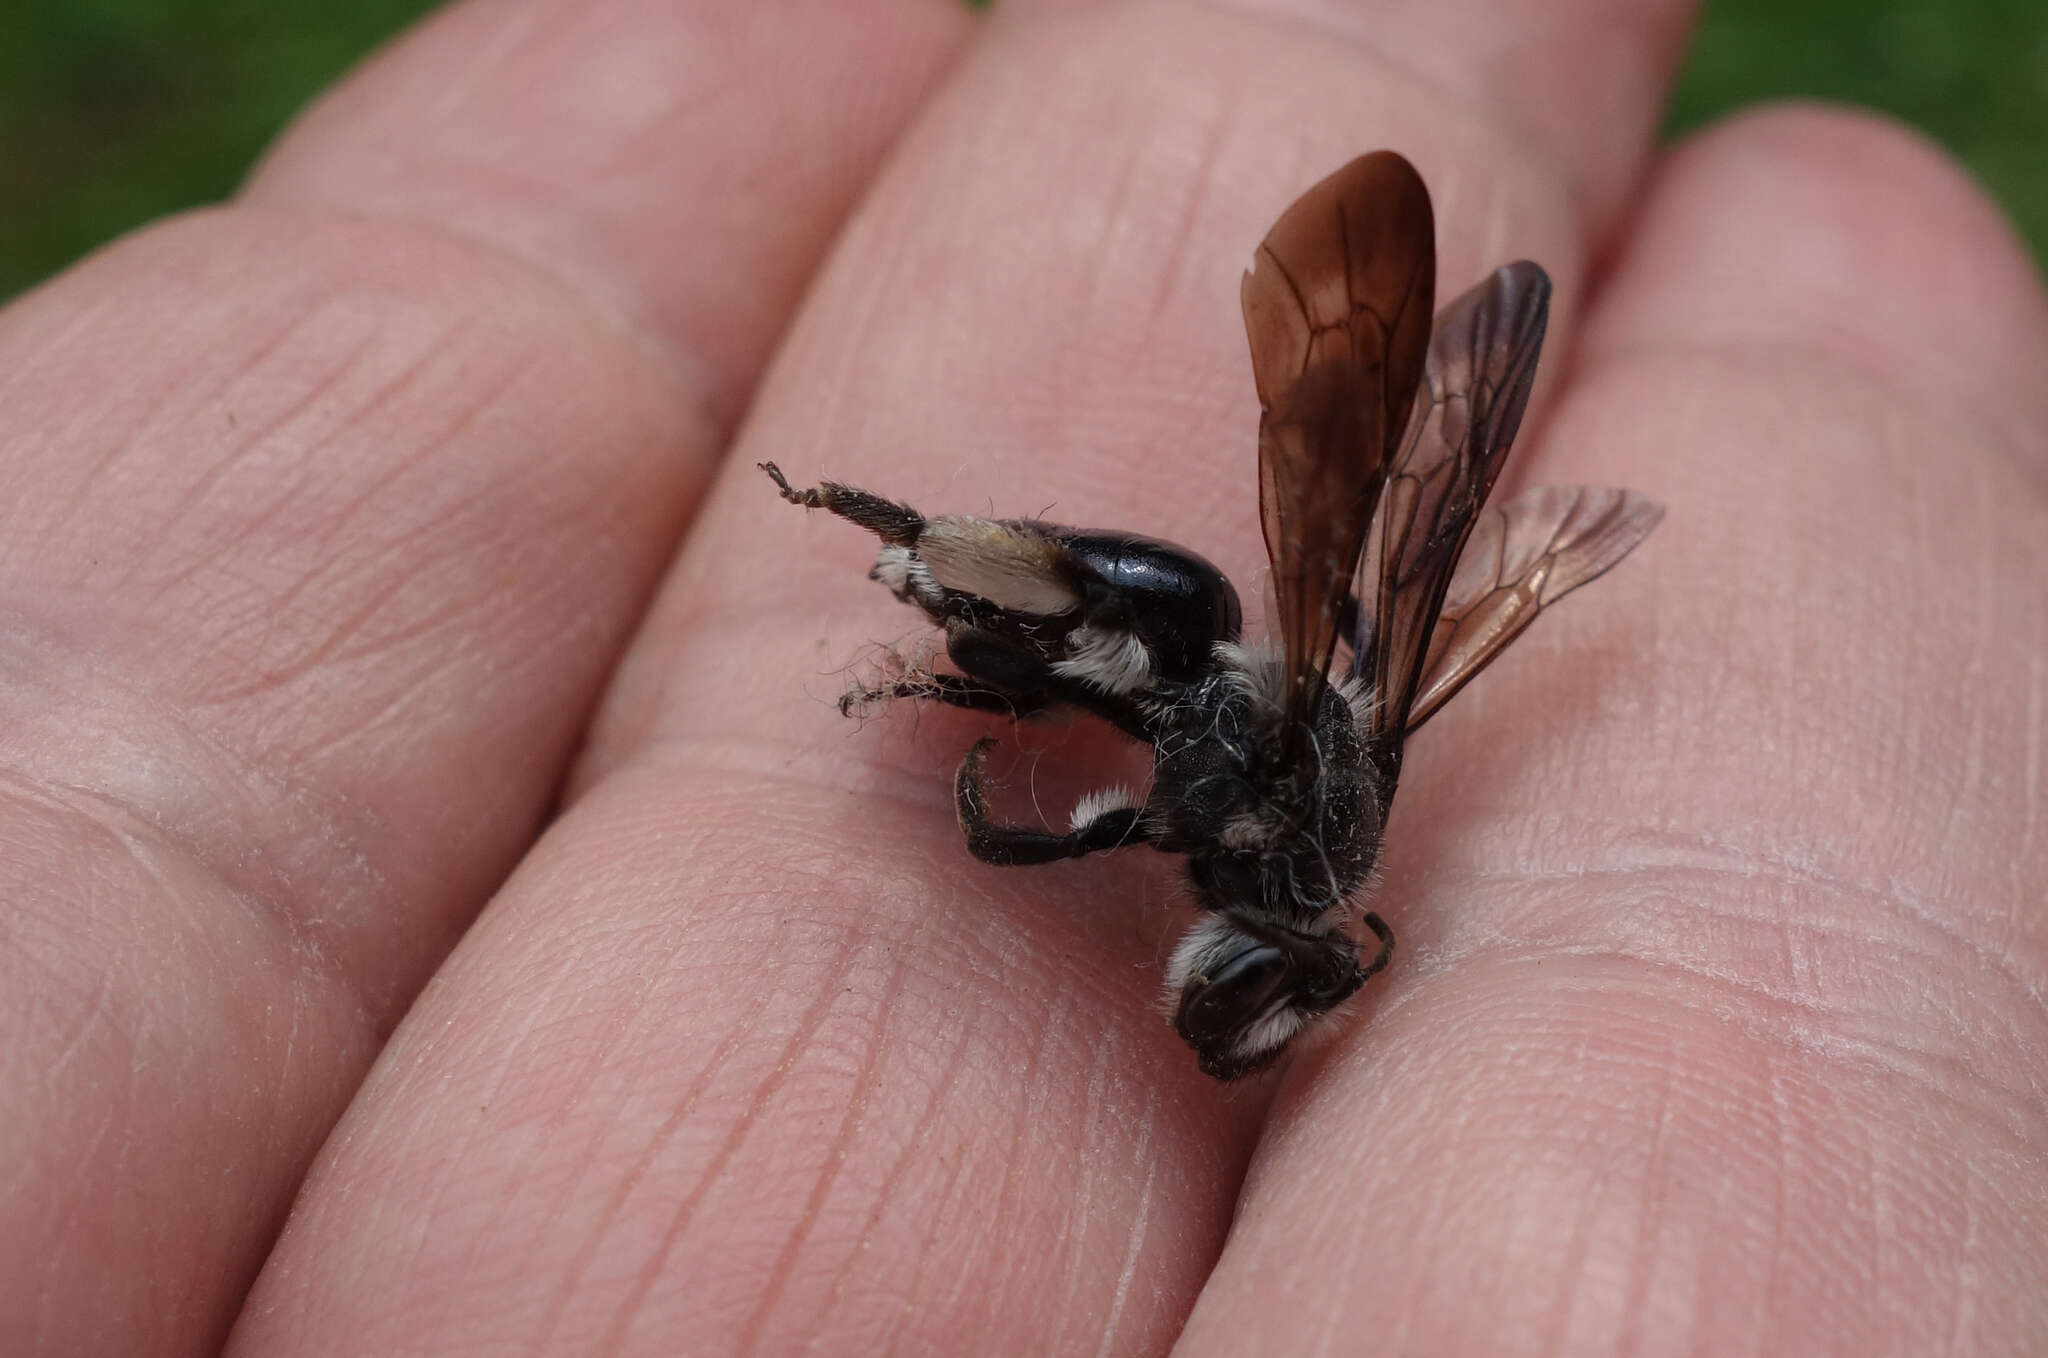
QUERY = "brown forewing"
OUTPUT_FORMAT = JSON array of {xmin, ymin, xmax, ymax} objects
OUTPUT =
[
  {"xmin": 1241, "ymin": 151, "xmax": 1436, "ymax": 742},
  {"xmin": 1403, "ymin": 486, "xmax": 1665, "ymax": 729},
  {"xmin": 1352, "ymin": 261, "xmax": 1553, "ymax": 739}
]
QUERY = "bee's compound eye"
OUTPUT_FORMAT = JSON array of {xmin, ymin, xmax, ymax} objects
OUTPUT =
[{"xmin": 1175, "ymin": 944, "xmax": 1290, "ymax": 1047}]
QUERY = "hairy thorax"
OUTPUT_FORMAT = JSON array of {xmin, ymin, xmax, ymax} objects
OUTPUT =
[{"xmin": 1144, "ymin": 644, "xmax": 1387, "ymax": 927}]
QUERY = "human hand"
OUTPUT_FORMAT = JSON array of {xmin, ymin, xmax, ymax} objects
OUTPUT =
[{"xmin": 7, "ymin": 1, "xmax": 2044, "ymax": 1354}]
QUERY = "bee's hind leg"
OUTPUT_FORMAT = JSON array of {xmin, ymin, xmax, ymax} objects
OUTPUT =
[
  {"xmin": 760, "ymin": 462, "xmax": 925, "ymax": 545},
  {"xmin": 953, "ymin": 738, "xmax": 1152, "ymax": 866},
  {"xmin": 843, "ymin": 672, "xmax": 1054, "ymax": 721},
  {"xmin": 1356, "ymin": 911, "xmax": 1395, "ymax": 981}
]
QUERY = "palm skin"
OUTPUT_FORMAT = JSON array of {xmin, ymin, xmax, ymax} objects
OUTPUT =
[{"xmin": 1, "ymin": 1, "xmax": 2043, "ymax": 1355}]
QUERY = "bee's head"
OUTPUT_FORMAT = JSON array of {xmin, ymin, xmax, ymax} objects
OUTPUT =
[{"xmin": 1166, "ymin": 914, "xmax": 1367, "ymax": 1080}]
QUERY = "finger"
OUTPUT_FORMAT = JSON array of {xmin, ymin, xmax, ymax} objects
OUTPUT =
[
  {"xmin": 233, "ymin": 1, "xmax": 1707, "ymax": 1354},
  {"xmin": 1191, "ymin": 0, "xmax": 1698, "ymax": 236},
  {"xmin": 1575, "ymin": 104, "xmax": 2048, "ymax": 478},
  {"xmin": 246, "ymin": 0, "xmax": 965, "ymax": 433},
  {"xmin": 1178, "ymin": 106, "xmax": 2048, "ymax": 1355},
  {"xmin": 0, "ymin": 3, "xmax": 965, "ymax": 1356}
]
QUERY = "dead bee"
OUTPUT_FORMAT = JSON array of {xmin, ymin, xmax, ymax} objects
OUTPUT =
[{"xmin": 764, "ymin": 150, "xmax": 1661, "ymax": 1081}]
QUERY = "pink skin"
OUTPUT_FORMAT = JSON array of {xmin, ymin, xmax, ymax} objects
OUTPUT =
[{"xmin": 1, "ymin": 0, "xmax": 2043, "ymax": 1354}]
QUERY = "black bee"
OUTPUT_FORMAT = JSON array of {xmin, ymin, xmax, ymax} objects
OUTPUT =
[{"xmin": 764, "ymin": 151, "xmax": 1662, "ymax": 1080}]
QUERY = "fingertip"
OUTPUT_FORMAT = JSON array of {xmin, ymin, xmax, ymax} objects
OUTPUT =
[{"xmin": 1586, "ymin": 102, "xmax": 2048, "ymax": 470}]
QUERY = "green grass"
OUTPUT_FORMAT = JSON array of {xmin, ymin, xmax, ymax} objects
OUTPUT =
[
  {"xmin": 0, "ymin": 0, "xmax": 436, "ymax": 300},
  {"xmin": 1666, "ymin": 0, "xmax": 2048, "ymax": 262},
  {"xmin": 3, "ymin": 0, "xmax": 2042, "ymax": 302}
]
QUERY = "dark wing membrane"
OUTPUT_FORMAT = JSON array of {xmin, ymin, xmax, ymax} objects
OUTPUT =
[
  {"xmin": 1352, "ymin": 261, "xmax": 1551, "ymax": 739},
  {"xmin": 1403, "ymin": 486, "xmax": 1663, "ymax": 729},
  {"xmin": 1242, "ymin": 151, "xmax": 1435, "ymax": 741}
]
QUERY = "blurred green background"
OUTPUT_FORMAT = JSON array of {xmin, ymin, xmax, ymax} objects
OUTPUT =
[{"xmin": 3, "ymin": 0, "xmax": 2044, "ymax": 302}]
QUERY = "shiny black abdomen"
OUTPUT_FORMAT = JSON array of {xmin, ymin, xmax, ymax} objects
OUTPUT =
[{"xmin": 1058, "ymin": 531, "xmax": 1242, "ymax": 680}]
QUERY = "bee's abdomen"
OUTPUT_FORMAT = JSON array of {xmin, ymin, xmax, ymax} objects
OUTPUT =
[{"xmin": 1056, "ymin": 532, "xmax": 1242, "ymax": 681}]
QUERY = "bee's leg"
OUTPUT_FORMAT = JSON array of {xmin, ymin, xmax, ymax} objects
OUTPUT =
[
  {"xmin": 760, "ymin": 462, "xmax": 925, "ymax": 544},
  {"xmin": 953, "ymin": 738, "xmax": 1151, "ymax": 866},
  {"xmin": 842, "ymin": 671, "xmax": 1054, "ymax": 720},
  {"xmin": 1356, "ymin": 911, "xmax": 1395, "ymax": 981},
  {"xmin": 946, "ymin": 628, "xmax": 1163, "ymax": 744}
]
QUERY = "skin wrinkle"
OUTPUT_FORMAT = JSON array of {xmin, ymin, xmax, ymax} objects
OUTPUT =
[
  {"xmin": 191, "ymin": 369, "xmax": 519, "ymax": 704},
  {"xmin": 490, "ymin": 983, "xmax": 661, "ymax": 1355},
  {"xmin": 1431, "ymin": 1043, "xmax": 1502, "ymax": 1344},
  {"xmin": 1866, "ymin": 1116, "xmax": 1901, "ymax": 1350},
  {"xmin": 808, "ymin": 1001, "xmax": 975, "ymax": 1344},
  {"xmin": 592, "ymin": 943, "xmax": 864, "ymax": 1356},
  {"xmin": 908, "ymin": 1101, "xmax": 979, "ymax": 1314},
  {"xmin": 250, "ymin": 506, "xmax": 523, "ymax": 714},
  {"xmin": 387, "ymin": 960, "xmax": 582, "ymax": 1328},
  {"xmin": 19, "ymin": 283, "xmax": 680, "ymax": 896},
  {"xmin": 1599, "ymin": 1027, "xmax": 1679, "ymax": 1354},
  {"xmin": 265, "ymin": 315, "xmax": 504, "ymax": 558},
  {"xmin": 0, "ymin": 276, "xmax": 105, "ymax": 415},
  {"xmin": 126, "ymin": 304, "xmax": 482, "ymax": 647},
  {"xmin": 1047, "ymin": 1029, "xmax": 1113, "ymax": 1356},
  {"xmin": 37, "ymin": 344, "xmax": 197, "ymax": 553},
  {"xmin": 1950, "ymin": 1170, "xmax": 1983, "ymax": 1352},
  {"xmin": 1483, "ymin": 658, "xmax": 2041, "ymax": 970},
  {"xmin": 287, "ymin": 612, "xmax": 490, "ymax": 768},
  {"xmin": 1404, "ymin": 856, "xmax": 2004, "ymax": 1036},
  {"xmin": 34, "ymin": 1126, "xmax": 108, "ymax": 1347},
  {"xmin": 943, "ymin": 1020, "xmax": 1088, "ymax": 1332},
  {"xmin": 1088, "ymin": 1077, "xmax": 1161, "ymax": 1358},
  {"xmin": 1930, "ymin": 470, "xmax": 1994, "ymax": 862},
  {"xmin": 149, "ymin": 316, "xmax": 378, "ymax": 553},
  {"xmin": 520, "ymin": 963, "xmax": 787, "ymax": 1355},
  {"xmin": 1367, "ymin": 1045, "xmax": 1475, "ymax": 1351},
  {"xmin": 1781, "ymin": 1024, "xmax": 1980, "ymax": 1327},
  {"xmin": 1054, "ymin": 1032, "xmax": 1144, "ymax": 1353},
  {"xmin": 1925, "ymin": 1155, "xmax": 1990, "ymax": 1351},
  {"xmin": 269, "ymin": 948, "xmax": 309, "ymax": 1121},
  {"xmin": 169, "ymin": 364, "xmax": 417, "ymax": 606},
  {"xmin": 1755, "ymin": 1044, "xmax": 1790, "ymax": 1358},
  {"xmin": 1463, "ymin": 940, "xmax": 2043, "ymax": 1157},
  {"xmin": 7, "ymin": 859, "xmax": 120, "ymax": 1095},
  {"xmin": 943, "ymin": 948, "xmax": 1071, "ymax": 1334},
  {"xmin": 731, "ymin": 944, "xmax": 914, "ymax": 1355},
  {"xmin": 24, "ymin": 250, "xmax": 314, "ymax": 522},
  {"xmin": 1499, "ymin": 833, "xmax": 1994, "ymax": 940},
  {"xmin": 38, "ymin": 1120, "xmax": 116, "ymax": 1336},
  {"xmin": 680, "ymin": 808, "xmax": 1165, "ymax": 1052},
  {"xmin": 282, "ymin": 204, "xmax": 724, "ymax": 456},
  {"xmin": 1537, "ymin": 1121, "xmax": 1606, "ymax": 1358}
]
